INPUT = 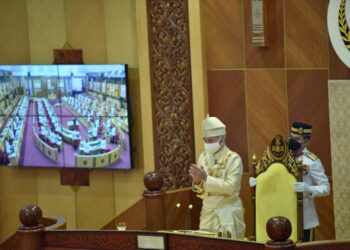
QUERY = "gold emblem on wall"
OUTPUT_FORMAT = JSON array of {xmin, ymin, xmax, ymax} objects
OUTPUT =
[
  {"xmin": 254, "ymin": 135, "xmax": 299, "ymax": 178},
  {"xmin": 328, "ymin": 0, "xmax": 350, "ymax": 67},
  {"xmin": 338, "ymin": 0, "xmax": 350, "ymax": 49}
]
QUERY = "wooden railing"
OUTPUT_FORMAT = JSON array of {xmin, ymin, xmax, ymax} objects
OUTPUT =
[
  {"xmin": 102, "ymin": 173, "xmax": 202, "ymax": 231},
  {"xmin": 0, "ymin": 208, "xmax": 66, "ymax": 250},
  {"xmin": 1, "ymin": 204, "xmax": 349, "ymax": 250},
  {"xmin": 1, "ymin": 172, "xmax": 349, "ymax": 250},
  {"xmin": 42, "ymin": 215, "xmax": 66, "ymax": 230}
]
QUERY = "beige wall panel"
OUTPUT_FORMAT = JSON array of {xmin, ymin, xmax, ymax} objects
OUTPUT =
[
  {"xmin": 328, "ymin": 80, "xmax": 350, "ymax": 239},
  {"xmin": 64, "ymin": 0, "xmax": 107, "ymax": 63},
  {"xmin": 26, "ymin": 0, "xmax": 66, "ymax": 64},
  {"xmin": 0, "ymin": 195, "xmax": 35, "ymax": 242},
  {"xmin": 0, "ymin": 168, "xmax": 37, "ymax": 242},
  {"xmin": 104, "ymin": 0, "xmax": 138, "ymax": 67},
  {"xmin": 76, "ymin": 171, "xmax": 115, "ymax": 229},
  {"xmin": 202, "ymin": 0, "xmax": 244, "ymax": 69},
  {"xmin": 114, "ymin": 168, "xmax": 144, "ymax": 216},
  {"xmin": 246, "ymin": 70, "xmax": 289, "ymax": 161},
  {"xmin": 285, "ymin": 0, "xmax": 328, "ymax": 68},
  {"xmin": 136, "ymin": 0, "xmax": 154, "ymax": 174},
  {"xmin": 0, "ymin": 0, "xmax": 30, "ymax": 64},
  {"xmin": 189, "ymin": 0, "xmax": 208, "ymax": 159},
  {"xmin": 37, "ymin": 169, "xmax": 76, "ymax": 229}
]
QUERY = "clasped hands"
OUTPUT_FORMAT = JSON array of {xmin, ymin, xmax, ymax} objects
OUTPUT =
[
  {"xmin": 249, "ymin": 177, "xmax": 311, "ymax": 194},
  {"xmin": 189, "ymin": 164, "xmax": 207, "ymax": 184}
]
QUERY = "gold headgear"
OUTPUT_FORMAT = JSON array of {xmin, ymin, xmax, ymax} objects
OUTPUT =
[
  {"xmin": 291, "ymin": 122, "xmax": 312, "ymax": 136},
  {"xmin": 202, "ymin": 114, "xmax": 226, "ymax": 137}
]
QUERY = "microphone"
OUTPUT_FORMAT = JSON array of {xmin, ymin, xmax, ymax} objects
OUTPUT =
[
  {"xmin": 143, "ymin": 202, "xmax": 181, "ymax": 230},
  {"xmin": 184, "ymin": 204, "xmax": 193, "ymax": 234}
]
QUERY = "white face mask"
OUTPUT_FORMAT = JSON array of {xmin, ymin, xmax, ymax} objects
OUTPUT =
[{"xmin": 204, "ymin": 142, "xmax": 221, "ymax": 154}]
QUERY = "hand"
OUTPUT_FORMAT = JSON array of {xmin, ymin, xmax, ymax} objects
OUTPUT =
[
  {"xmin": 249, "ymin": 177, "xmax": 256, "ymax": 187},
  {"xmin": 293, "ymin": 182, "xmax": 311, "ymax": 193},
  {"xmin": 189, "ymin": 164, "xmax": 207, "ymax": 184}
]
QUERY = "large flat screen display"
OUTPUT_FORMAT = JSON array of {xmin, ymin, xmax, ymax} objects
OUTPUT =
[{"xmin": 0, "ymin": 64, "xmax": 133, "ymax": 170}]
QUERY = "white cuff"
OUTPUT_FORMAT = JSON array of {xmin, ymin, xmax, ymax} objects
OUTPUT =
[{"xmin": 192, "ymin": 180, "xmax": 204, "ymax": 193}]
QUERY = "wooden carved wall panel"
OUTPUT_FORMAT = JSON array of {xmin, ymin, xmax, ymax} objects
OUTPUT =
[
  {"xmin": 147, "ymin": 0, "xmax": 194, "ymax": 190},
  {"xmin": 43, "ymin": 232, "xmax": 136, "ymax": 249},
  {"xmin": 167, "ymin": 235, "xmax": 265, "ymax": 250}
]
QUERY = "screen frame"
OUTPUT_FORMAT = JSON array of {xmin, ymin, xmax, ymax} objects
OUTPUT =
[{"xmin": 0, "ymin": 63, "xmax": 134, "ymax": 170}]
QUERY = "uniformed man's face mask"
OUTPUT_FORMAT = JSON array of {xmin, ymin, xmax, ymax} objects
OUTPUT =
[
  {"xmin": 289, "ymin": 135, "xmax": 307, "ymax": 152},
  {"xmin": 288, "ymin": 138, "xmax": 302, "ymax": 152}
]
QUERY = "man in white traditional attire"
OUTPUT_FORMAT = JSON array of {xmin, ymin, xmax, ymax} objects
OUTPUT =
[{"xmin": 189, "ymin": 115, "xmax": 246, "ymax": 239}]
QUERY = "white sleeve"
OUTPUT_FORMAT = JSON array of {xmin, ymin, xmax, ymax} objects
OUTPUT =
[
  {"xmin": 308, "ymin": 159, "xmax": 330, "ymax": 198},
  {"xmin": 204, "ymin": 155, "xmax": 243, "ymax": 195}
]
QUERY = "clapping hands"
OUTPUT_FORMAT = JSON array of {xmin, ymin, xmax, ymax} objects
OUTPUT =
[{"xmin": 189, "ymin": 164, "xmax": 207, "ymax": 184}]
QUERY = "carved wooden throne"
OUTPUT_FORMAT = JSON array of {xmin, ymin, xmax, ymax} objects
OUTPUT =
[{"xmin": 251, "ymin": 134, "xmax": 303, "ymax": 243}]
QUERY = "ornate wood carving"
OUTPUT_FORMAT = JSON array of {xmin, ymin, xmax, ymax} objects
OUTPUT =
[
  {"xmin": 43, "ymin": 232, "xmax": 137, "ymax": 249},
  {"xmin": 296, "ymin": 244, "xmax": 350, "ymax": 250},
  {"xmin": 167, "ymin": 234, "xmax": 264, "ymax": 250},
  {"xmin": 147, "ymin": 0, "xmax": 195, "ymax": 190},
  {"xmin": 254, "ymin": 135, "xmax": 300, "ymax": 178}
]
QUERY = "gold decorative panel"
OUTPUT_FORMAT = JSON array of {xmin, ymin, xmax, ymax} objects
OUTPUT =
[
  {"xmin": 328, "ymin": 80, "xmax": 350, "ymax": 239},
  {"xmin": 147, "ymin": 0, "xmax": 194, "ymax": 190},
  {"xmin": 254, "ymin": 135, "xmax": 299, "ymax": 178}
]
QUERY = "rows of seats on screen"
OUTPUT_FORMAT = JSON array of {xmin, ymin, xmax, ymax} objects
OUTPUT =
[{"xmin": 0, "ymin": 64, "xmax": 133, "ymax": 169}]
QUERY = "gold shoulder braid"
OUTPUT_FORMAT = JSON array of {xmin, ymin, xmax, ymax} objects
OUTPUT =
[
  {"xmin": 305, "ymin": 151, "xmax": 318, "ymax": 161},
  {"xmin": 204, "ymin": 152, "xmax": 233, "ymax": 178}
]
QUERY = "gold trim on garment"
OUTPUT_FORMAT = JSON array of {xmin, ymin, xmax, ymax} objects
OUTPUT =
[{"xmin": 204, "ymin": 152, "xmax": 233, "ymax": 178}]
